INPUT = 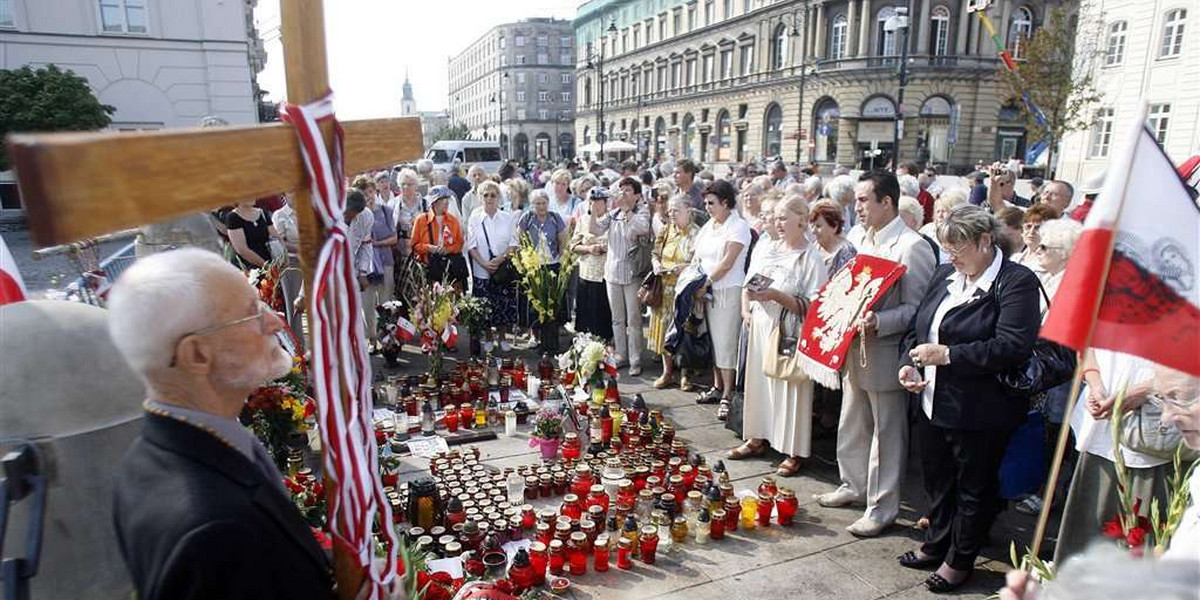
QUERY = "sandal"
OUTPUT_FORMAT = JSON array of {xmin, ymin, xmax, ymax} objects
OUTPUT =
[
  {"xmin": 925, "ymin": 570, "xmax": 971, "ymax": 594},
  {"xmin": 897, "ymin": 551, "xmax": 942, "ymax": 570},
  {"xmin": 716, "ymin": 398, "xmax": 731, "ymax": 421},
  {"xmin": 695, "ymin": 387, "xmax": 722, "ymax": 404},
  {"xmin": 775, "ymin": 456, "xmax": 802, "ymax": 477},
  {"xmin": 727, "ymin": 440, "xmax": 766, "ymax": 460}
]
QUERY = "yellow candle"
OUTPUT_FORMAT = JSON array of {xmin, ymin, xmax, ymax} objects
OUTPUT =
[{"xmin": 740, "ymin": 496, "xmax": 758, "ymax": 530}]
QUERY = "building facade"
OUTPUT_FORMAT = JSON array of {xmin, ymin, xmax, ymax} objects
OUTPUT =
[
  {"xmin": 1056, "ymin": 0, "xmax": 1197, "ymax": 185},
  {"xmin": 574, "ymin": 0, "xmax": 1062, "ymax": 173},
  {"xmin": 447, "ymin": 18, "xmax": 577, "ymax": 162}
]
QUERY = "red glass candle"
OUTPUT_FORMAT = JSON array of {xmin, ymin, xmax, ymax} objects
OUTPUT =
[
  {"xmin": 459, "ymin": 403, "xmax": 475, "ymax": 430},
  {"xmin": 616, "ymin": 538, "xmax": 634, "ymax": 570},
  {"xmin": 679, "ymin": 465, "xmax": 696, "ymax": 491},
  {"xmin": 521, "ymin": 505, "xmax": 537, "ymax": 529},
  {"xmin": 570, "ymin": 466, "xmax": 595, "ymax": 498},
  {"xmin": 668, "ymin": 475, "xmax": 686, "ymax": 507},
  {"xmin": 710, "ymin": 509, "xmax": 726, "ymax": 540},
  {"xmin": 548, "ymin": 540, "xmax": 566, "ymax": 575},
  {"xmin": 723, "ymin": 499, "xmax": 740, "ymax": 532},
  {"xmin": 593, "ymin": 534, "xmax": 611, "ymax": 572},
  {"xmin": 443, "ymin": 405, "xmax": 459, "ymax": 433},
  {"xmin": 536, "ymin": 522, "xmax": 552, "ymax": 546},
  {"xmin": 587, "ymin": 486, "xmax": 610, "ymax": 515},
  {"xmin": 561, "ymin": 433, "xmax": 582, "ymax": 461},
  {"xmin": 639, "ymin": 526, "xmax": 659, "ymax": 565},
  {"xmin": 775, "ymin": 489, "xmax": 798, "ymax": 526},
  {"xmin": 756, "ymin": 492, "xmax": 773, "ymax": 527},
  {"xmin": 561, "ymin": 494, "xmax": 583, "ymax": 520},
  {"xmin": 508, "ymin": 549, "xmax": 537, "ymax": 593},
  {"xmin": 567, "ymin": 532, "xmax": 588, "ymax": 576},
  {"xmin": 529, "ymin": 541, "xmax": 549, "ymax": 586}
]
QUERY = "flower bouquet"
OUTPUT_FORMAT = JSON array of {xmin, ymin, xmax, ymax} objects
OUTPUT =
[
  {"xmin": 512, "ymin": 231, "xmax": 578, "ymax": 353},
  {"xmin": 246, "ymin": 258, "xmax": 287, "ymax": 314},
  {"xmin": 241, "ymin": 355, "xmax": 314, "ymax": 468},
  {"xmin": 528, "ymin": 405, "xmax": 564, "ymax": 460},
  {"xmin": 556, "ymin": 333, "xmax": 616, "ymax": 392},
  {"xmin": 282, "ymin": 473, "xmax": 327, "ymax": 529},
  {"xmin": 456, "ymin": 294, "xmax": 491, "ymax": 357},
  {"xmin": 411, "ymin": 279, "xmax": 461, "ymax": 377}
]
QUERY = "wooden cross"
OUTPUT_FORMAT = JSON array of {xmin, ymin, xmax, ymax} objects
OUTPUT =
[{"xmin": 4, "ymin": 0, "xmax": 422, "ymax": 597}]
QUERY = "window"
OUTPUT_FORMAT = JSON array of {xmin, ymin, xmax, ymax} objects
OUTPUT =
[
  {"xmin": 688, "ymin": 6, "xmax": 696, "ymax": 31},
  {"xmin": 764, "ymin": 103, "xmax": 783, "ymax": 157},
  {"xmin": 743, "ymin": 0, "xmax": 752, "ymax": 13},
  {"xmin": 516, "ymin": 54, "xmax": 527, "ymax": 65},
  {"xmin": 537, "ymin": 53, "xmax": 548, "ymax": 65},
  {"xmin": 633, "ymin": 26, "xmax": 640, "ymax": 48},
  {"xmin": 671, "ymin": 62, "xmax": 681, "ymax": 88},
  {"xmin": 0, "ymin": 0, "xmax": 12, "ymax": 27},
  {"xmin": 686, "ymin": 58, "xmax": 696, "ymax": 85},
  {"xmin": 630, "ymin": 74, "xmax": 638, "ymax": 97},
  {"xmin": 561, "ymin": 36, "xmax": 571, "ymax": 47},
  {"xmin": 99, "ymin": 0, "xmax": 148, "ymax": 33},
  {"xmin": 740, "ymin": 43, "xmax": 754, "ymax": 75},
  {"xmin": 1161, "ymin": 9, "xmax": 1186, "ymax": 58},
  {"xmin": 724, "ymin": 0, "xmax": 732, "ymax": 20},
  {"xmin": 703, "ymin": 54, "xmax": 714, "ymax": 82},
  {"xmin": 536, "ymin": 91, "xmax": 547, "ymax": 102},
  {"xmin": 516, "ymin": 73, "xmax": 526, "ymax": 84},
  {"xmin": 562, "ymin": 91, "xmax": 572, "ymax": 102},
  {"xmin": 500, "ymin": 55, "xmax": 508, "ymax": 67},
  {"xmin": 877, "ymin": 6, "xmax": 898, "ymax": 56},
  {"xmin": 499, "ymin": 36, "xmax": 506, "ymax": 49},
  {"xmin": 674, "ymin": 9, "xmax": 681, "ymax": 34},
  {"xmin": 538, "ymin": 73, "xmax": 548, "ymax": 84},
  {"xmin": 660, "ymin": 16, "xmax": 667, "ymax": 40},
  {"xmin": 721, "ymin": 49, "xmax": 733, "ymax": 78},
  {"xmin": 622, "ymin": 31, "xmax": 629, "ymax": 53},
  {"xmin": 561, "ymin": 73, "xmax": 572, "ymax": 84},
  {"xmin": 831, "ymin": 15, "xmax": 848, "ymax": 59},
  {"xmin": 561, "ymin": 53, "xmax": 571, "ymax": 65},
  {"xmin": 771, "ymin": 24, "xmax": 789, "ymax": 69},
  {"xmin": 1148, "ymin": 103, "xmax": 1171, "ymax": 144},
  {"xmin": 1008, "ymin": 7, "xmax": 1033, "ymax": 59},
  {"xmin": 516, "ymin": 35, "xmax": 526, "ymax": 47},
  {"xmin": 705, "ymin": 1, "xmax": 714, "ymax": 26},
  {"xmin": 1105, "ymin": 21, "xmax": 1127, "ymax": 66},
  {"xmin": 583, "ymin": 79, "xmax": 591, "ymax": 105},
  {"xmin": 657, "ymin": 65, "xmax": 667, "ymax": 91},
  {"xmin": 539, "ymin": 109, "xmax": 549, "ymax": 120},
  {"xmin": 517, "ymin": 109, "xmax": 527, "ymax": 120},
  {"xmin": 931, "ymin": 6, "xmax": 950, "ymax": 56},
  {"xmin": 537, "ymin": 35, "xmax": 548, "ymax": 47},
  {"xmin": 1089, "ymin": 108, "xmax": 1114, "ymax": 158},
  {"xmin": 716, "ymin": 109, "xmax": 732, "ymax": 160},
  {"xmin": 516, "ymin": 91, "xmax": 526, "ymax": 102}
]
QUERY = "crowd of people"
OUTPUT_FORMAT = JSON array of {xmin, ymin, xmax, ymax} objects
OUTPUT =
[{"xmin": 169, "ymin": 150, "xmax": 1198, "ymax": 597}]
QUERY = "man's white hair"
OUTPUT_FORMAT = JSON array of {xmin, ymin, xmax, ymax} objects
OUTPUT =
[
  {"xmin": 415, "ymin": 158, "xmax": 433, "ymax": 175},
  {"xmin": 823, "ymin": 175, "xmax": 855, "ymax": 204},
  {"xmin": 898, "ymin": 196, "xmax": 924, "ymax": 224},
  {"xmin": 107, "ymin": 248, "xmax": 234, "ymax": 379},
  {"xmin": 898, "ymin": 174, "xmax": 920, "ymax": 199},
  {"xmin": 804, "ymin": 175, "xmax": 824, "ymax": 196}
]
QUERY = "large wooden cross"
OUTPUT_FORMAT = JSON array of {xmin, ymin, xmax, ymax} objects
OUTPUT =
[{"xmin": 5, "ymin": 1, "xmax": 421, "ymax": 597}]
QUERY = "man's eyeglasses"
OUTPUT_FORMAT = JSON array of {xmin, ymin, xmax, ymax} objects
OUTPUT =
[{"xmin": 169, "ymin": 301, "xmax": 277, "ymax": 367}]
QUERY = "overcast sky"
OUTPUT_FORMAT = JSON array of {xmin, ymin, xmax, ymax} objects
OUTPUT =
[{"xmin": 255, "ymin": 0, "xmax": 583, "ymax": 120}]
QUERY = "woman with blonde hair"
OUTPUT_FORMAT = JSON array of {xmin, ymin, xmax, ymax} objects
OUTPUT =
[
  {"xmin": 728, "ymin": 196, "xmax": 827, "ymax": 475},
  {"xmin": 647, "ymin": 195, "xmax": 699, "ymax": 389},
  {"xmin": 505, "ymin": 177, "xmax": 532, "ymax": 214},
  {"xmin": 919, "ymin": 189, "xmax": 968, "ymax": 262}
]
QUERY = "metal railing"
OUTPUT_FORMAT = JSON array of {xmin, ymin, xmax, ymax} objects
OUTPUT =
[{"xmin": 32, "ymin": 229, "xmax": 139, "ymax": 306}]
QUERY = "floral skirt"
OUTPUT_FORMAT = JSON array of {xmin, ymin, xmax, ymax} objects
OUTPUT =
[
  {"xmin": 473, "ymin": 276, "xmax": 518, "ymax": 328},
  {"xmin": 574, "ymin": 278, "xmax": 613, "ymax": 340}
]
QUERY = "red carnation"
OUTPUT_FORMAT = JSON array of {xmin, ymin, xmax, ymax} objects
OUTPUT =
[
  {"xmin": 1101, "ymin": 517, "xmax": 1125, "ymax": 539},
  {"xmin": 283, "ymin": 478, "xmax": 304, "ymax": 494},
  {"xmin": 430, "ymin": 572, "xmax": 453, "ymax": 586},
  {"xmin": 1126, "ymin": 526, "xmax": 1147, "ymax": 549},
  {"xmin": 464, "ymin": 559, "xmax": 486, "ymax": 576},
  {"xmin": 312, "ymin": 481, "xmax": 324, "ymax": 497}
]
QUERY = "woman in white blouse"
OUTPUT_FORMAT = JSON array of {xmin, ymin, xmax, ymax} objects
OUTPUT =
[
  {"xmin": 466, "ymin": 181, "xmax": 520, "ymax": 352},
  {"xmin": 690, "ymin": 179, "xmax": 752, "ymax": 420}
]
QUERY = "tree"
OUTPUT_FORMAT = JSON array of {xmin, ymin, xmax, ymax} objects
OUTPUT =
[
  {"xmin": 432, "ymin": 121, "xmax": 470, "ymax": 143},
  {"xmin": 0, "ymin": 65, "xmax": 115, "ymax": 170},
  {"xmin": 996, "ymin": 4, "xmax": 1102, "ymax": 178}
]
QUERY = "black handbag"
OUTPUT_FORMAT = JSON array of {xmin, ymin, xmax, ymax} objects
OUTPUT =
[
  {"xmin": 480, "ymin": 219, "xmax": 519, "ymax": 286},
  {"xmin": 675, "ymin": 314, "xmax": 713, "ymax": 370},
  {"xmin": 997, "ymin": 282, "xmax": 1077, "ymax": 397}
]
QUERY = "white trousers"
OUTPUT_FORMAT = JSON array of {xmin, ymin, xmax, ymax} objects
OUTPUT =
[
  {"xmin": 835, "ymin": 353, "xmax": 909, "ymax": 525},
  {"xmin": 606, "ymin": 281, "xmax": 643, "ymax": 367}
]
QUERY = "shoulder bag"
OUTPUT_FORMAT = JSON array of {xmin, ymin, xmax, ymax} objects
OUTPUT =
[
  {"xmin": 637, "ymin": 227, "xmax": 670, "ymax": 308},
  {"xmin": 481, "ymin": 218, "xmax": 519, "ymax": 286},
  {"xmin": 996, "ymin": 279, "xmax": 1077, "ymax": 397},
  {"xmin": 762, "ymin": 297, "xmax": 810, "ymax": 384},
  {"xmin": 1120, "ymin": 398, "xmax": 1200, "ymax": 461}
]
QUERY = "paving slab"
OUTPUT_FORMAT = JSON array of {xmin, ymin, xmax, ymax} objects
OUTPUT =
[{"xmin": 708, "ymin": 553, "xmax": 882, "ymax": 600}]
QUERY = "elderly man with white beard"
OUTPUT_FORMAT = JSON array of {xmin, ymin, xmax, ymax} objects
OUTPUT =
[{"xmin": 108, "ymin": 248, "xmax": 335, "ymax": 600}]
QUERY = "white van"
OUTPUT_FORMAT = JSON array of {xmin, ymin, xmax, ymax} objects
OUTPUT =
[{"xmin": 425, "ymin": 141, "xmax": 503, "ymax": 174}]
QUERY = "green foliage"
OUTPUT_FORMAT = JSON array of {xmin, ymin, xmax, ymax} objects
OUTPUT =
[
  {"xmin": 0, "ymin": 65, "xmax": 116, "ymax": 169},
  {"xmin": 432, "ymin": 121, "xmax": 471, "ymax": 143},
  {"xmin": 996, "ymin": 5, "xmax": 1103, "ymax": 169}
]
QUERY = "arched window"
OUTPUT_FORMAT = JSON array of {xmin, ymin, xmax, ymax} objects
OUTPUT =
[
  {"xmin": 583, "ymin": 125, "xmax": 591, "ymax": 145},
  {"xmin": 1161, "ymin": 8, "xmax": 1186, "ymax": 58},
  {"xmin": 831, "ymin": 14, "xmax": 849, "ymax": 60},
  {"xmin": 930, "ymin": 5, "xmax": 951, "ymax": 57},
  {"xmin": 716, "ymin": 109, "xmax": 732, "ymax": 161},
  {"xmin": 559, "ymin": 132, "xmax": 575, "ymax": 159},
  {"xmin": 583, "ymin": 78, "xmax": 592, "ymax": 106},
  {"xmin": 763, "ymin": 103, "xmax": 783, "ymax": 158},
  {"xmin": 876, "ymin": 6, "xmax": 898, "ymax": 57},
  {"xmin": 513, "ymin": 133, "xmax": 529, "ymax": 162},
  {"xmin": 682, "ymin": 113, "xmax": 697, "ymax": 158},
  {"xmin": 812, "ymin": 98, "xmax": 839, "ymax": 163},
  {"xmin": 771, "ymin": 23, "xmax": 789, "ymax": 70},
  {"xmin": 1008, "ymin": 7, "xmax": 1033, "ymax": 60},
  {"xmin": 1105, "ymin": 21, "xmax": 1127, "ymax": 66}
]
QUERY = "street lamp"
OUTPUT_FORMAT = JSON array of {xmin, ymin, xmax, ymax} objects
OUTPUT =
[
  {"xmin": 789, "ymin": 5, "xmax": 812, "ymax": 164},
  {"xmin": 884, "ymin": 4, "xmax": 911, "ymax": 172},
  {"xmin": 587, "ymin": 20, "xmax": 618, "ymax": 160}
]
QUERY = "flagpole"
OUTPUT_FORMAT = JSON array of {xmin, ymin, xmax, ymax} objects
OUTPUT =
[{"xmin": 1026, "ymin": 112, "xmax": 1149, "ymax": 562}]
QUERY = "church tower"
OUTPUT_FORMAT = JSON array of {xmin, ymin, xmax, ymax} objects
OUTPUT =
[{"xmin": 401, "ymin": 69, "xmax": 416, "ymax": 116}]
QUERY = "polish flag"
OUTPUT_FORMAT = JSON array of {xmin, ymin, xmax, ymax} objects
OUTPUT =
[
  {"xmin": 1040, "ymin": 123, "xmax": 1200, "ymax": 376},
  {"xmin": 0, "ymin": 234, "xmax": 27, "ymax": 305},
  {"xmin": 394, "ymin": 316, "xmax": 417, "ymax": 342},
  {"xmin": 440, "ymin": 324, "xmax": 458, "ymax": 349}
]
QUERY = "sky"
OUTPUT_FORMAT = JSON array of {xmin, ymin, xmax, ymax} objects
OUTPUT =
[{"xmin": 255, "ymin": 0, "xmax": 584, "ymax": 120}]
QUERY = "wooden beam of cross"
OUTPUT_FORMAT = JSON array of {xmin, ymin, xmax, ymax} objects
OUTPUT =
[{"xmin": 5, "ymin": 1, "xmax": 421, "ymax": 598}]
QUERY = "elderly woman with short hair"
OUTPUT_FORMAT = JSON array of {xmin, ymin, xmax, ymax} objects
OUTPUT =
[
  {"xmin": 823, "ymin": 174, "xmax": 857, "ymax": 230},
  {"xmin": 919, "ymin": 188, "xmax": 969, "ymax": 263},
  {"xmin": 505, "ymin": 177, "xmax": 532, "ymax": 214},
  {"xmin": 809, "ymin": 199, "xmax": 856, "ymax": 278},
  {"xmin": 648, "ymin": 195, "xmax": 700, "ymax": 389},
  {"xmin": 897, "ymin": 205, "xmax": 1041, "ymax": 593},
  {"xmin": 1010, "ymin": 204, "xmax": 1061, "ymax": 271},
  {"xmin": 570, "ymin": 189, "xmax": 614, "ymax": 340},
  {"xmin": 466, "ymin": 180, "xmax": 520, "ymax": 352},
  {"xmin": 592, "ymin": 178, "xmax": 652, "ymax": 375}
]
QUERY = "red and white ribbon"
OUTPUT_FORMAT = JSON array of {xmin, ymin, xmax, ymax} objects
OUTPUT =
[{"xmin": 281, "ymin": 94, "xmax": 399, "ymax": 600}]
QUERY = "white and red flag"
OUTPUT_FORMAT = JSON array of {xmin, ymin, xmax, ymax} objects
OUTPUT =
[
  {"xmin": 440, "ymin": 324, "xmax": 458, "ymax": 349},
  {"xmin": 394, "ymin": 315, "xmax": 417, "ymax": 342},
  {"xmin": 1040, "ymin": 123, "xmax": 1200, "ymax": 376},
  {"xmin": 0, "ymin": 234, "xmax": 27, "ymax": 305}
]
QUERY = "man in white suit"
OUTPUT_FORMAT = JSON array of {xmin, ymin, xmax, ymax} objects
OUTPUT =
[{"xmin": 817, "ymin": 171, "xmax": 937, "ymax": 537}]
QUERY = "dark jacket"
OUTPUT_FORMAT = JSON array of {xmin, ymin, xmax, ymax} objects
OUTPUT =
[
  {"xmin": 114, "ymin": 413, "xmax": 335, "ymax": 600},
  {"xmin": 901, "ymin": 257, "xmax": 1041, "ymax": 431}
]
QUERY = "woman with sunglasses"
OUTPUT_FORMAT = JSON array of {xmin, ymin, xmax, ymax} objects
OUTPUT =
[{"xmin": 465, "ymin": 180, "xmax": 520, "ymax": 352}]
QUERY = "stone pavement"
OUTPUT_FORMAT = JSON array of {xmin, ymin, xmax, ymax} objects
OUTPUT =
[{"xmin": 381, "ymin": 343, "xmax": 1055, "ymax": 600}]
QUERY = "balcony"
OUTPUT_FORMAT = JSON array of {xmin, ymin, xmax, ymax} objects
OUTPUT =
[{"xmin": 815, "ymin": 54, "xmax": 1001, "ymax": 73}]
